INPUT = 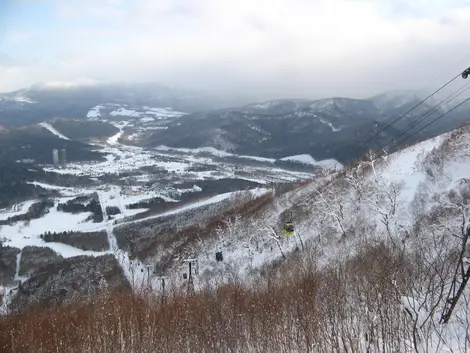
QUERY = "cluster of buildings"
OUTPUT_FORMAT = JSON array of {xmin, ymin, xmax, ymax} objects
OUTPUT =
[{"xmin": 52, "ymin": 148, "xmax": 67, "ymax": 167}]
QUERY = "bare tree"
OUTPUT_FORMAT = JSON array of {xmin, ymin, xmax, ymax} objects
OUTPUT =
[{"xmin": 313, "ymin": 187, "xmax": 348, "ymax": 238}]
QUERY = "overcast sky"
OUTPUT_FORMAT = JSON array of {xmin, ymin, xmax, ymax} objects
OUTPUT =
[{"xmin": 1, "ymin": 0, "xmax": 470, "ymax": 101}]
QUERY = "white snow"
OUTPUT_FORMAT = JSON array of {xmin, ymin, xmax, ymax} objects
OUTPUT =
[
  {"xmin": 110, "ymin": 108, "xmax": 140, "ymax": 117},
  {"xmin": 280, "ymin": 154, "xmax": 316, "ymax": 164},
  {"xmin": 380, "ymin": 135, "xmax": 445, "ymax": 204},
  {"xmin": 155, "ymin": 145, "xmax": 276, "ymax": 163},
  {"xmin": 86, "ymin": 104, "xmax": 186, "ymax": 119},
  {"xmin": 0, "ymin": 95, "xmax": 36, "ymax": 104},
  {"xmin": 249, "ymin": 101, "xmax": 277, "ymax": 109},
  {"xmin": 280, "ymin": 154, "xmax": 344, "ymax": 170},
  {"xmin": 38, "ymin": 122, "xmax": 70, "ymax": 140},
  {"xmin": 142, "ymin": 106, "xmax": 187, "ymax": 118},
  {"xmin": 87, "ymin": 105, "xmax": 103, "ymax": 118},
  {"xmin": 1, "ymin": 206, "xmax": 107, "ymax": 250},
  {"xmin": 0, "ymin": 200, "xmax": 37, "ymax": 221},
  {"xmin": 319, "ymin": 118, "xmax": 340, "ymax": 132}
]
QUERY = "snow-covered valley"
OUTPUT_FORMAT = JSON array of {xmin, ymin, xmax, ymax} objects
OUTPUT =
[
  {"xmin": 0, "ymin": 110, "xmax": 328, "ymax": 313},
  {"xmin": 1, "ymin": 103, "xmax": 470, "ymax": 351}
]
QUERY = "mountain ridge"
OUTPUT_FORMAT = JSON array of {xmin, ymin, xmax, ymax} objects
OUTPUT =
[
  {"xmin": 2, "ymin": 81, "xmax": 470, "ymax": 166},
  {"xmin": 140, "ymin": 91, "xmax": 470, "ymax": 164}
]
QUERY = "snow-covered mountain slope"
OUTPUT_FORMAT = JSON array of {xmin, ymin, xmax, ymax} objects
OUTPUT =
[
  {"xmin": 180, "ymin": 123, "xmax": 470, "ymax": 278},
  {"xmin": 140, "ymin": 124, "xmax": 470, "ymax": 351}
]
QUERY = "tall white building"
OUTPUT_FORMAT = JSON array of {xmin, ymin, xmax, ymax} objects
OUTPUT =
[
  {"xmin": 52, "ymin": 149, "xmax": 59, "ymax": 167},
  {"xmin": 60, "ymin": 148, "xmax": 66, "ymax": 165}
]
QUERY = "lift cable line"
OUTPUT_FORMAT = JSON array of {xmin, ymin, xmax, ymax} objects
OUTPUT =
[
  {"xmin": 357, "ymin": 72, "xmax": 463, "ymax": 151},
  {"xmin": 386, "ymin": 96, "xmax": 470, "ymax": 152},
  {"xmin": 379, "ymin": 81, "xmax": 470, "ymax": 152},
  {"xmin": 318, "ymin": 67, "xmax": 470, "ymax": 176}
]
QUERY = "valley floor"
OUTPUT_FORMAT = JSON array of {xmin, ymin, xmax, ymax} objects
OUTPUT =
[{"xmin": 0, "ymin": 120, "xmax": 317, "ymax": 312}]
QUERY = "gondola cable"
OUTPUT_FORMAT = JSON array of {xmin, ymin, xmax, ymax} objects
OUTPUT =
[
  {"xmin": 379, "ymin": 80, "xmax": 470, "ymax": 153},
  {"xmin": 386, "ymin": 97, "xmax": 470, "ymax": 151},
  {"xmin": 283, "ymin": 66, "xmax": 470, "ymax": 235},
  {"xmin": 356, "ymin": 73, "xmax": 463, "ymax": 152},
  {"xmin": 321, "ymin": 67, "xmax": 470, "ymax": 176}
]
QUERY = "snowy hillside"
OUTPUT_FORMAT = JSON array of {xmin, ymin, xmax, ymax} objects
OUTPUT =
[
  {"xmin": 2, "ymin": 123, "xmax": 470, "ymax": 351},
  {"xmin": 142, "ymin": 124, "xmax": 470, "ymax": 352},
  {"xmin": 176, "ymin": 123, "xmax": 470, "ymax": 284}
]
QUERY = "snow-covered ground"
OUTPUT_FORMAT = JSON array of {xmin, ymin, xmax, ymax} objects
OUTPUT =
[
  {"xmin": 4, "ymin": 113, "xmax": 470, "ymax": 350},
  {"xmin": 155, "ymin": 145, "xmax": 277, "ymax": 163},
  {"xmin": 2, "ymin": 204, "xmax": 107, "ymax": 255},
  {"xmin": 41, "ymin": 120, "xmax": 315, "ymax": 185},
  {"xmin": 280, "ymin": 154, "xmax": 343, "ymax": 170},
  {"xmin": 86, "ymin": 103, "xmax": 187, "ymax": 120},
  {"xmin": 0, "ymin": 200, "xmax": 37, "ymax": 221},
  {"xmin": 1, "ymin": 114, "xmax": 281, "ymax": 292}
]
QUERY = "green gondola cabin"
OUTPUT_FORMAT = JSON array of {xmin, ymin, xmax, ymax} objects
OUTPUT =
[{"xmin": 283, "ymin": 221, "xmax": 294, "ymax": 235}]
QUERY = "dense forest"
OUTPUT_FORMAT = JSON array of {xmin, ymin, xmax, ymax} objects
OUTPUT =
[
  {"xmin": 40, "ymin": 230, "xmax": 109, "ymax": 251},
  {"xmin": 126, "ymin": 196, "xmax": 167, "ymax": 210},
  {"xmin": 48, "ymin": 119, "xmax": 119, "ymax": 140},
  {"xmin": 105, "ymin": 206, "xmax": 121, "ymax": 216},
  {"xmin": 57, "ymin": 195, "xmax": 103, "ymax": 223}
]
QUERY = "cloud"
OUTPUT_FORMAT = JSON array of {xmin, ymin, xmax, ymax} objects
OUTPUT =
[{"xmin": 1, "ymin": 0, "xmax": 470, "ymax": 101}]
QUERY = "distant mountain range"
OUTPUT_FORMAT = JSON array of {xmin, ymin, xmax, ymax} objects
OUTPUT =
[
  {"xmin": 141, "ymin": 91, "xmax": 470, "ymax": 164},
  {"xmin": 0, "ymin": 81, "xmax": 237, "ymax": 128},
  {"xmin": 1, "ymin": 81, "xmax": 470, "ymax": 164}
]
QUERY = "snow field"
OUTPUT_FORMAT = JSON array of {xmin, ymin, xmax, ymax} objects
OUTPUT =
[
  {"xmin": 86, "ymin": 104, "xmax": 187, "ymax": 120},
  {"xmin": 280, "ymin": 154, "xmax": 343, "ymax": 169}
]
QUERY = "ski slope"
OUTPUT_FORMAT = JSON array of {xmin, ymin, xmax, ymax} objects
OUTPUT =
[{"xmin": 38, "ymin": 122, "xmax": 70, "ymax": 140}]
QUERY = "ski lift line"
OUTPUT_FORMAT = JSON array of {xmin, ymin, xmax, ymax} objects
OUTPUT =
[
  {"xmin": 379, "ymin": 81, "xmax": 470, "ymax": 152},
  {"xmin": 287, "ymin": 67, "xmax": 470, "ymax": 242},
  {"xmin": 358, "ymin": 72, "xmax": 462, "ymax": 150},
  {"xmin": 317, "ymin": 67, "xmax": 469, "ymax": 176},
  {"xmin": 301, "ymin": 72, "xmax": 470, "ymax": 203},
  {"xmin": 387, "ymin": 97, "xmax": 470, "ymax": 151}
]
